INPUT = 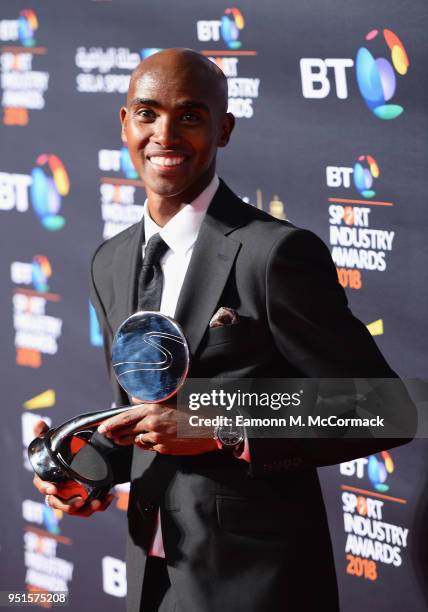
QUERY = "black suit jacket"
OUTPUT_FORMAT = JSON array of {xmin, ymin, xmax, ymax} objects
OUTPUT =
[{"xmin": 90, "ymin": 180, "xmax": 414, "ymax": 612}]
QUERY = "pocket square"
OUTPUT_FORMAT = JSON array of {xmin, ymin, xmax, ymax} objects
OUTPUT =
[{"xmin": 209, "ymin": 307, "xmax": 239, "ymax": 328}]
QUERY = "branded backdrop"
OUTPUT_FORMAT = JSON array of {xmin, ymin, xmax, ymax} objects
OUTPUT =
[{"xmin": 0, "ymin": 1, "xmax": 427, "ymax": 610}]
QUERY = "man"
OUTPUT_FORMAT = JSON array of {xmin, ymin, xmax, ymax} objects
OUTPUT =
[{"xmin": 33, "ymin": 48, "xmax": 414, "ymax": 611}]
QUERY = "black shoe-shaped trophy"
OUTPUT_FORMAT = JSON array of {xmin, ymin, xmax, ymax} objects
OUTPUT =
[{"xmin": 28, "ymin": 312, "xmax": 190, "ymax": 508}]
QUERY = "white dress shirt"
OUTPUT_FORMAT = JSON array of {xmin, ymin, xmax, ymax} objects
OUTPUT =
[{"xmin": 142, "ymin": 174, "xmax": 219, "ymax": 317}]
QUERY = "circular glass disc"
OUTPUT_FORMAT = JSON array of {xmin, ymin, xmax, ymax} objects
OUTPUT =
[{"xmin": 111, "ymin": 311, "xmax": 189, "ymax": 402}]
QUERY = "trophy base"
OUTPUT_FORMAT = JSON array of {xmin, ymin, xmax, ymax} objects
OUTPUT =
[{"xmin": 28, "ymin": 430, "xmax": 113, "ymax": 507}]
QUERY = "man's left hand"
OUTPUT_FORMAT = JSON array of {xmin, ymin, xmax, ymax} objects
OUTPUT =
[{"xmin": 97, "ymin": 400, "xmax": 219, "ymax": 455}]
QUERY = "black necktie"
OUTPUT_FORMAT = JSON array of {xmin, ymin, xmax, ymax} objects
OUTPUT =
[{"xmin": 137, "ymin": 233, "xmax": 169, "ymax": 311}]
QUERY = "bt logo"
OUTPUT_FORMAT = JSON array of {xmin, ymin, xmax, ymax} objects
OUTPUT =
[
  {"xmin": 326, "ymin": 154, "xmax": 380, "ymax": 199},
  {"xmin": 31, "ymin": 154, "xmax": 70, "ymax": 230},
  {"xmin": 340, "ymin": 450, "xmax": 395, "ymax": 492},
  {"xmin": 367, "ymin": 450, "xmax": 394, "ymax": 492},
  {"xmin": 32, "ymin": 255, "xmax": 52, "ymax": 292},
  {"xmin": 353, "ymin": 155, "xmax": 379, "ymax": 198},
  {"xmin": 300, "ymin": 58, "xmax": 354, "ymax": 99},
  {"xmin": 0, "ymin": 9, "xmax": 38, "ymax": 45},
  {"xmin": 300, "ymin": 28, "xmax": 409, "ymax": 119},
  {"xmin": 221, "ymin": 8, "xmax": 245, "ymax": 50},
  {"xmin": 197, "ymin": 8, "xmax": 245, "ymax": 49},
  {"xmin": 11, "ymin": 255, "xmax": 52, "ymax": 292},
  {"xmin": 98, "ymin": 147, "xmax": 138, "ymax": 179},
  {"xmin": 356, "ymin": 29, "xmax": 409, "ymax": 119},
  {"xmin": 18, "ymin": 9, "xmax": 38, "ymax": 47}
]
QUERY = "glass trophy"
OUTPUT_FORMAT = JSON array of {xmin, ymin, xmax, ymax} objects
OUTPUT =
[{"xmin": 28, "ymin": 311, "xmax": 189, "ymax": 507}]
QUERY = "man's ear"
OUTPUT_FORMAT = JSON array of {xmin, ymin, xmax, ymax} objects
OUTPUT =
[
  {"xmin": 119, "ymin": 106, "xmax": 128, "ymax": 143},
  {"xmin": 217, "ymin": 112, "xmax": 235, "ymax": 148}
]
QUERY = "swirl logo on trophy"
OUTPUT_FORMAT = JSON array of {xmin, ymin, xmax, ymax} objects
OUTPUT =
[{"xmin": 28, "ymin": 311, "xmax": 190, "ymax": 507}]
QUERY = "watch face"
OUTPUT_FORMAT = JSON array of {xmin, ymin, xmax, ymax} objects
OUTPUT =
[{"xmin": 218, "ymin": 425, "xmax": 244, "ymax": 447}]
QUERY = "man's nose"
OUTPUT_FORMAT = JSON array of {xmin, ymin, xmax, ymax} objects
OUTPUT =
[{"xmin": 152, "ymin": 116, "xmax": 180, "ymax": 146}]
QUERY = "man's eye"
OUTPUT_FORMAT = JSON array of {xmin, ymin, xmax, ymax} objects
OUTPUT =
[
  {"xmin": 136, "ymin": 109, "xmax": 155, "ymax": 120},
  {"xmin": 182, "ymin": 111, "xmax": 200, "ymax": 122}
]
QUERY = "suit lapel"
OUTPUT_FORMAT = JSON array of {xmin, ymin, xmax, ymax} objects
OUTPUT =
[
  {"xmin": 174, "ymin": 180, "xmax": 246, "ymax": 356},
  {"xmin": 112, "ymin": 219, "xmax": 144, "ymax": 330}
]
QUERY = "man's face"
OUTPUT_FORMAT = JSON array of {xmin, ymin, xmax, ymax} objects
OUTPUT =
[{"xmin": 120, "ymin": 62, "xmax": 233, "ymax": 204}]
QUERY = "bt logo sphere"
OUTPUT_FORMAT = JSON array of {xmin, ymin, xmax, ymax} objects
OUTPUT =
[{"xmin": 356, "ymin": 29, "xmax": 409, "ymax": 120}]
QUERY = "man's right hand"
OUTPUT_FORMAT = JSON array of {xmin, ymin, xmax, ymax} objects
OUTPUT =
[{"xmin": 31, "ymin": 420, "xmax": 114, "ymax": 518}]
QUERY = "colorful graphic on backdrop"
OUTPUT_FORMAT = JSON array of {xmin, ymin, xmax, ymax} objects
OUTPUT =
[
  {"xmin": 89, "ymin": 301, "xmax": 103, "ymax": 347},
  {"xmin": 366, "ymin": 319, "xmax": 383, "ymax": 336},
  {"xmin": 325, "ymin": 154, "xmax": 395, "ymax": 290},
  {"xmin": 141, "ymin": 48, "xmax": 162, "ymax": 59},
  {"xmin": 98, "ymin": 147, "xmax": 144, "ymax": 239},
  {"xmin": 196, "ymin": 8, "xmax": 260, "ymax": 119},
  {"xmin": 31, "ymin": 255, "xmax": 52, "ymax": 292},
  {"xmin": 23, "ymin": 389, "xmax": 56, "ymax": 410},
  {"xmin": 221, "ymin": 8, "xmax": 245, "ymax": 49},
  {"xmin": 0, "ymin": 154, "xmax": 68, "ymax": 227},
  {"xmin": 31, "ymin": 154, "xmax": 70, "ymax": 230},
  {"xmin": 120, "ymin": 146, "xmax": 139, "ymax": 180},
  {"xmin": 367, "ymin": 451, "xmax": 395, "ymax": 492},
  {"xmin": 0, "ymin": 9, "xmax": 50, "ymax": 125},
  {"xmin": 18, "ymin": 9, "xmax": 38, "ymax": 47},
  {"xmin": 11, "ymin": 256, "xmax": 63, "ymax": 368},
  {"xmin": 339, "ymin": 453, "xmax": 410, "ymax": 582},
  {"xmin": 300, "ymin": 27, "xmax": 409, "ymax": 119},
  {"xmin": 22, "ymin": 497, "xmax": 74, "ymax": 593},
  {"xmin": 353, "ymin": 155, "xmax": 380, "ymax": 198},
  {"xmin": 356, "ymin": 29, "xmax": 409, "ymax": 120}
]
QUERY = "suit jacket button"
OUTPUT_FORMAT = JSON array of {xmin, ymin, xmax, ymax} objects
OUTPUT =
[{"xmin": 142, "ymin": 503, "xmax": 155, "ymax": 515}]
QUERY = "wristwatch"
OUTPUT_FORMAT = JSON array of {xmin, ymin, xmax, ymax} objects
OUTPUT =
[{"xmin": 213, "ymin": 422, "xmax": 245, "ymax": 450}]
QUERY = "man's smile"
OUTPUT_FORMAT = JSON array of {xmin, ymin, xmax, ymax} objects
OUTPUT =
[{"xmin": 148, "ymin": 155, "xmax": 187, "ymax": 168}]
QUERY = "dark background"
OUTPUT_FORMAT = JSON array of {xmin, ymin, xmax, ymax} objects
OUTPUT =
[{"xmin": 0, "ymin": 1, "xmax": 427, "ymax": 610}]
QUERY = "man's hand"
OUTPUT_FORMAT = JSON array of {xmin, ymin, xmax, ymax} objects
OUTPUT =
[
  {"xmin": 97, "ymin": 400, "xmax": 219, "ymax": 455},
  {"xmin": 31, "ymin": 420, "xmax": 114, "ymax": 517}
]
